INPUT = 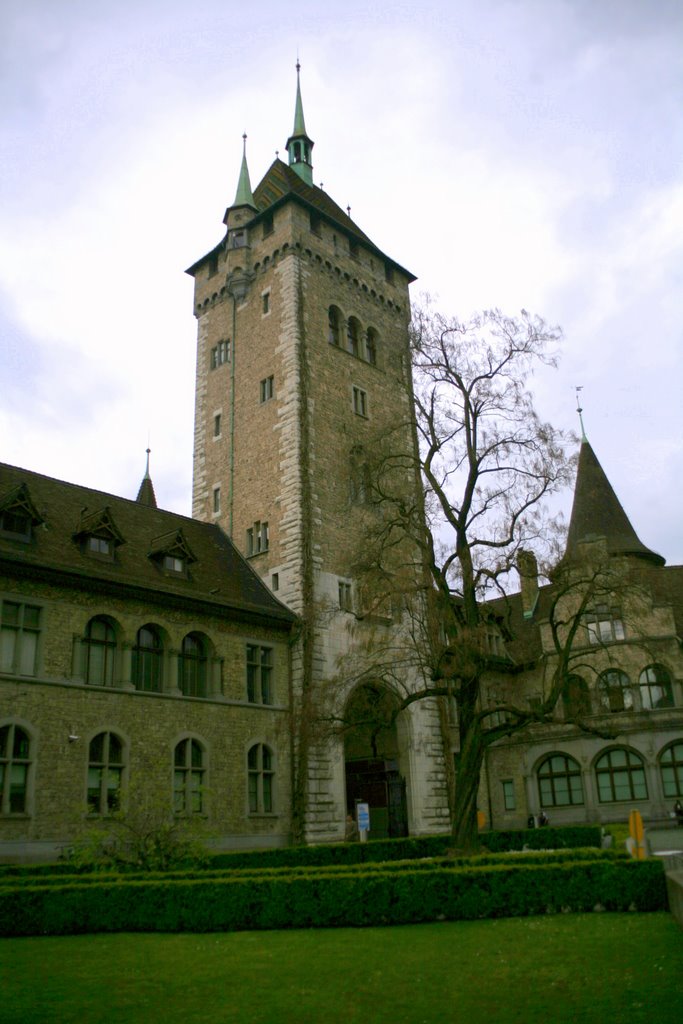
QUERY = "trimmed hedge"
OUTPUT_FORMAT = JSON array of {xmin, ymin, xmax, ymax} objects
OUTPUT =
[
  {"xmin": 0, "ymin": 857, "xmax": 665, "ymax": 937},
  {"xmin": 0, "ymin": 848, "xmax": 627, "ymax": 890},
  {"xmin": 0, "ymin": 826, "xmax": 602, "ymax": 881}
]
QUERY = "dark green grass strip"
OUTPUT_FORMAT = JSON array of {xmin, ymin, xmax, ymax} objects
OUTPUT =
[{"xmin": 1, "ymin": 913, "xmax": 680, "ymax": 1024}]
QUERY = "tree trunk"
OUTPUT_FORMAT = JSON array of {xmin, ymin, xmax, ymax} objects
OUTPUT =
[{"xmin": 450, "ymin": 715, "xmax": 486, "ymax": 852}]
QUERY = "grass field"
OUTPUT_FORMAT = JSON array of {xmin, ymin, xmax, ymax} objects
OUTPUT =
[{"xmin": 1, "ymin": 913, "xmax": 681, "ymax": 1024}]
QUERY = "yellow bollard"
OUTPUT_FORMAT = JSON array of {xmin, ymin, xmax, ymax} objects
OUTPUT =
[{"xmin": 628, "ymin": 809, "xmax": 646, "ymax": 859}]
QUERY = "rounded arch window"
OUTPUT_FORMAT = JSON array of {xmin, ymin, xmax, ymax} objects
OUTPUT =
[
  {"xmin": 346, "ymin": 316, "xmax": 361, "ymax": 357},
  {"xmin": 562, "ymin": 675, "xmax": 590, "ymax": 719},
  {"xmin": 328, "ymin": 305, "xmax": 342, "ymax": 347},
  {"xmin": 537, "ymin": 753, "xmax": 584, "ymax": 807},
  {"xmin": 659, "ymin": 741, "xmax": 683, "ymax": 798},
  {"xmin": 179, "ymin": 632, "xmax": 208, "ymax": 698},
  {"xmin": 132, "ymin": 625, "xmax": 164, "ymax": 692},
  {"xmin": 87, "ymin": 731, "xmax": 124, "ymax": 815},
  {"xmin": 639, "ymin": 664, "xmax": 674, "ymax": 710},
  {"xmin": 597, "ymin": 670, "xmax": 633, "ymax": 713},
  {"xmin": 0, "ymin": 722, "xmax": 31, "ymax": 814},
  {"xmin": 83, "ymin": 616, "xmax": 117, "ymax": 686},
  {"xmin": 248, "ymin": 743, "xmax": 274, "ymax": 813},
  {"xmin": 595, "ymin": 747, "xmax": 647, "ymax": 802},
  {"xmin": 173, "ymin": 738, "xmax": 205, "ymax": 814},
  {"xmin": 365, "ymin": 327, "xmax": 378, "ymax": 365}
]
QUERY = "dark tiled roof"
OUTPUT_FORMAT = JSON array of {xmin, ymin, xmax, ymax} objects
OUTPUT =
[
  {"xmin": 0, "ymin": 463, "xmax": 296, "ymax": 628},
  {"xmin": 563, "ymin": 440, "xmax": 665, "ymax": 567},
  {"xmin": 187, "ymin": 159, "xmax": 415, "ymax": 282}
]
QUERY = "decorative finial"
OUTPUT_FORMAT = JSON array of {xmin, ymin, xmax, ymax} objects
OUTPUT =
[
  {"xmin": 296, "ymin": 57, "xmax": 301, "ymax": 74},
  {"xmin": 347, "ymin": 204, "xmax": 351, "ymax": 218},
  {"xmin": 145, "ymin": 447, "xmax": 151, "ymax": 478},
  {"xmin": 575, "ymin": 387, "xmax": 587, "ymax": 441},
  {"xmin": 275, "ymin": 149, "xmax": 279, "ymax": 158}
]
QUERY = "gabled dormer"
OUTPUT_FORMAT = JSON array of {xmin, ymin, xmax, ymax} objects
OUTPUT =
[
  {"xmin": 149, "ymin": 528, "xmax": 197, "ymax": 576},
  {"xmin": 73, "ymin": 507, "xmax": 125, "ymax": 559},
  {"xmin": 0, "ymin": 483, "xmax": 44, "ymax": 542}
]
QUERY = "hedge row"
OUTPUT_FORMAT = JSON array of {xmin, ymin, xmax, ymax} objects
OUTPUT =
[
  {"xmin": 0, "ymin": 847, "xmax": 627, "ymax": 890},
  {"xmin": 0, "ymin": 857, "xmax": 665, "ymax": 937}
]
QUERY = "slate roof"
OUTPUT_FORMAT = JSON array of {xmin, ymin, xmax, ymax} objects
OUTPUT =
[
  {"xmin": 0, "ymin": 462, "xmax": 296, "ymax": 629},
  {"xmin": 563, "ymin": 440, "xmax": 665, "ymax": 567},
  {"xmin": 186, "ymin": 159, "xmax": 416, "ymax": 282}
]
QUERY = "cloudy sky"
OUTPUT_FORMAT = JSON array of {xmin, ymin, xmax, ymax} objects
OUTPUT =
[{"xmin": 1, "ymin": 0, "xmax": 681, "ymax": 563}]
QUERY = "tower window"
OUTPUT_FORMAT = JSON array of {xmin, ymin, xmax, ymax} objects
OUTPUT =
[
  {"xmin": 328, "ymin": 306, "xmax": 342, "ymax": 347},
  {"xmin": 212, "ymin": 487, "xmax": 221, "ymax": 515},
  {"xmin": 208, "ymin": 254, "xmax": 218, "ymax": 277},
  {"xmin": 585, "ymin": 604, "xmax": 624, "ymax": 644},
  {"xmin": 262, "ymin": 291, "xmax": 270, "ymax": 315},
  {"xmin": 347, "ymin": 317, "xmax": 361, "ymax": 358},
  {"xmin": 338, "ymin": 581, "xmax": 353, "ymax": 613},
  {"xmin": 352, "ymin": 386, "xmax": 368, "ymax": 418},
  {"xmin": 246, "ymin": 521, "xmax": 269, "ymax": 556},
  {"xmin": 310, "ymin": 213, "xmax": 321, "ymax": 237},
  {"xmin": 365, "ymin": 328, "xmax": 378, "ymax": 365},
  {"xmin": 260, "ymin": 376, "xmax": 274, "ymax": 403},
  {"xmin": 384, "ymin": 262, "xmax": 394, "ymax": 284},
  {"xmin": 349, "ymin": 238, "xmax": 359, "ymax": 259},
  {"xmin": 262, "ymin": 213, "xmax": 274, "ymax": 238},
  {"xmin": 246, "ymin": 645, "xmax": 273, "ymax": 704},
  {"xmin": 210, "ymin": 340, "xmax": 231, "ymax": 369},
  {"xmin": 213, "ymin": 413, "xmax": 222, "ymax": 438}
]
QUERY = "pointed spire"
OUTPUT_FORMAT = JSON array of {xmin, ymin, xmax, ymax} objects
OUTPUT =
[
  {"xmin": 136, "ymin": 448, "xmax": 157, "ymax": 508},
  {"xmin": 233, "ymin": 133, "xmax": 256, "ymax": 209},
  {"xmin": 563, "ymin": 439, "xmax": 664, "ymax": 566},
  {"xmin": 286, "ymin": 61, "xmax": 314, "ymax": 186}
]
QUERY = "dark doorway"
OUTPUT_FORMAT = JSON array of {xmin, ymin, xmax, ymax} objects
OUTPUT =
[{"xmin": 343, "ymin": 684, "xmax": 409, "ymax": 839}]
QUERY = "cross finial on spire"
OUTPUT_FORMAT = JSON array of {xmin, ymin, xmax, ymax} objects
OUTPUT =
[
  {"xmin": 575, "ymin": 386, "xmax": 587, "ymax": 442},
  {"xmin": 145, "ymin": 447, "xmax": 151, "ymax": 479}
]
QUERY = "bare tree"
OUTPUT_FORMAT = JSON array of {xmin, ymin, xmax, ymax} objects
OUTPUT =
[{"xmin": 333, "ymin": 307, "xmax": 596, "ymax": 850}]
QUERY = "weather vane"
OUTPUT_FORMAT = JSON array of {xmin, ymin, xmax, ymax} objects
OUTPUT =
[{"xmin": 574, "ymin": 386, "xmax": 587, "ymax": 440}]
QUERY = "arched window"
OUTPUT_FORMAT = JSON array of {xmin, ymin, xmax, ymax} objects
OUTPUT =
[
  {"xmin": 639, "ymin": 665, "xmax": 674, "ymax": 710},
  {"xmin": 173, "ymin": 738, "xmax": 205, "ymax": 814},
  {"xmin": 595, "ymin": 748, "xmax": 647, "ymax": 802},
  {"xmin": 365, "ymin": 327, "xmax": 378, "ymax": 365},
  {"xmin": 132, "ymin": 625, "xmax": 163, "ymax": 692},
  {"xmin": 347, "ymin": 317, "xmax": 361, "ymax": 357},
  {"xmin": 562, "ymin": 675, "xmax": 591, "ymax": 719},
  {"xmin": 0, "ymin": 723, "xmax": 31, "ymax": 814},
  {"xmin": 597, "ymin": 670, "xmax": 633, "ymax": 713},
  {"xmin": 87, "ymin": 732, "xmax": 124, "ymax": 815},
  {"xmin": 83, "ymin": 616, "xmax": 116, "ymax": 686},
  {"xmin": 328, "ymin": 306, "xmax": 342, "ymax": 347},
  {"xmin": 248, "ymin": 743, "xmax": 274, "ymax": 813},
  {"xmin": 537, "ymin": 753, "xmax": 584, "ymax": 807},
  {"xmin": 179, "ymin": 633, "xmax": 208, "ymax": 698},
  {"xmin": 659, "ymin": 742, "xmax": 683, "ymax": 798}
]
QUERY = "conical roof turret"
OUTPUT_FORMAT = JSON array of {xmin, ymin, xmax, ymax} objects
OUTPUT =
[
  {"xmin": 563, "ymin": 439, "xmax": 664, "ymax": 566},
  {"xmin": 286, "ymin": 61, "xmax": 314, "ymax": 186},
  {"xmin": 136, "ymin": 448, "xmax": 157, "ymax": 508},
  {"xmin": 232, "ymin": 134, "xmax": 256, "ymax": 209}
]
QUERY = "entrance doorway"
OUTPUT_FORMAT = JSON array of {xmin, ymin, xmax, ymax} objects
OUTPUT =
[{"xmin": 343, "ymin": 684, "xmax": 408, "ymax": 839}]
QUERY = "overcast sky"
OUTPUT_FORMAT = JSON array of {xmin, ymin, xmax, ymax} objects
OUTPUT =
[{"xmin": 1, "ymin": 0, "xmax": 681, "ymax": 564}]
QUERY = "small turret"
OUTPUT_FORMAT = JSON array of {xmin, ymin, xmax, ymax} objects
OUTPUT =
[
  {"xmin": 136, "ymin": 448, "xmax": 157, "ymax": 508},
  {"xmin": 286, "ymin": 61, "xmax": 314, "ymax": 186}
]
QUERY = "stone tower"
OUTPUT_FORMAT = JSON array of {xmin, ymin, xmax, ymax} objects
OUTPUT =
[{"xmin": 187, "ymin": 66, "xmax": 449, "ymax": 842}]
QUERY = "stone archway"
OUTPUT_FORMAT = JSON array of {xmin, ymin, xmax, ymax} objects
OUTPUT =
[{"xmin": 343, "ymin": 683, "xmax": 408, "ymax": 839}]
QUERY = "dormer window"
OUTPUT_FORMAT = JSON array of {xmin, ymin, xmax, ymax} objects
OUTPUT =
[
  {"xmin": 163, "ymin": 555, "xmax": 184, "ymax": 573},
  {"xmin": 74, "ymin": 507, "xmax": 124, "ymax": 560},
  {"xmin": 0, "ymin": 483, "xmax": 44, "ymax": 543},
  {"xmin": 87, "ymin": 536, "xmax": 112, "ymax": 557},
  {"xmin": 149, "ymin": 528, "xmax": 196, "ymax": 577}
]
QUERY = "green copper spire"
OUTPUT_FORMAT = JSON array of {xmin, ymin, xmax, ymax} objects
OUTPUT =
[
  {"xmin": 233, "ymin": 133, "xmax": 256, "ymax": 208},
  {"xmin": 286, "ymin": 61, "xmax": 314, "ymax": 186}
]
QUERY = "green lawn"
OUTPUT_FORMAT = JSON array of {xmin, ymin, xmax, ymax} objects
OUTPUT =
[{"xmin": 1, "ymin": 914, "xmax": 680, "ymax": 1024}]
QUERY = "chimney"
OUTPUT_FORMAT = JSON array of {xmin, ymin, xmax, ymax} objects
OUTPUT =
[{"xmin": 517, "ymin": 550, "xmax": 539, "ymax": 619}]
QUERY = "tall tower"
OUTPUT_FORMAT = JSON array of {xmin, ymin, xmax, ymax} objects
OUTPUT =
[{"xmin": 187, "ymin": 68, "xmax": 449, "ymax": 841}]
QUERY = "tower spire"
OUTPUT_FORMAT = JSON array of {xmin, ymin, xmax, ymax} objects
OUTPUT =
[
  {"xmin": 575, "ymin": 386, "xmax": 587, "ymax": 442},
  {"xmin": 233, "ymin": 133, "xmax": 256, "ymax": 209},
  {"xmin": 286, "ymin": 61, "xmax": 314, "ymax": 186},
  {"xmin": 136, "ymin": 448, "xmax": 157, "ymax": 508}
]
